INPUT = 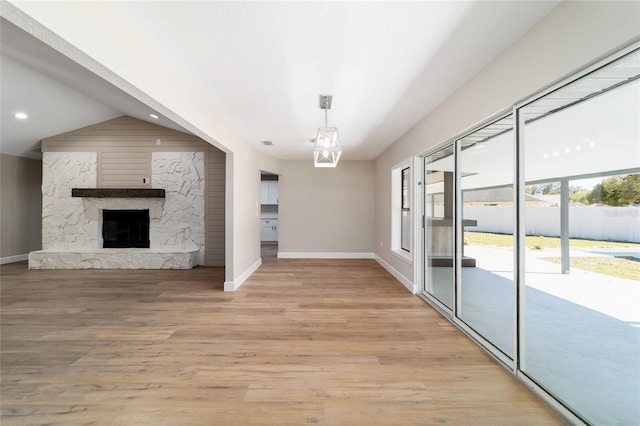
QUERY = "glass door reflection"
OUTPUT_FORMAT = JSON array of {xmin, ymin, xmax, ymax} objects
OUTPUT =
[
  {"xmin": 458, "ymin": 115, "xmax": 515, "ymax": 358},
  {"xmin": 423, "ymin": 145, "xmax": 455, "ymax": 310}
]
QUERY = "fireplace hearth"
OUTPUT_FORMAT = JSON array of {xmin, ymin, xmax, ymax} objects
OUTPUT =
[{"xmin": 102, "ymin": 209, "xmax": 150, "ymax": 248}]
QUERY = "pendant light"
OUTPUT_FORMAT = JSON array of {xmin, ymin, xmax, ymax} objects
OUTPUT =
[{"xmin": 314, "ymin": 95, "xmax": 342, "ymax": 168}]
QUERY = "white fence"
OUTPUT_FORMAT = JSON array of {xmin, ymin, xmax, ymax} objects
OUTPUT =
[{"xmin": 463, "ymin": 206, "xmax": 640, "ymax": 243}]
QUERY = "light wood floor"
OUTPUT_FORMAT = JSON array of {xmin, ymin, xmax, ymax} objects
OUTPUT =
[{"xmin": 1, "ymin": 259, "xmax": 562, "ymax": 425}]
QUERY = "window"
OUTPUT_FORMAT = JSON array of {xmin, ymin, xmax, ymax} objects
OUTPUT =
[
  {"xmin": 401, "ymin": 167, "xmax": 410, "ymax": 252},
  {"xmin": 392, "ymin": 161, "xmax": 412, "ymax": 261}
]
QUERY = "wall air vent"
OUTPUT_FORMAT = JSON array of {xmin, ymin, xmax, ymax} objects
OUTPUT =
[{"xmin": 261, "ymin": 140, "xmax": 274, "ymax": 146}]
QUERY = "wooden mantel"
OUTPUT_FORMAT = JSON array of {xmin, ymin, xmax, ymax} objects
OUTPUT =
[{"xmin": 71, "ymin": 188, "xmax": 165, "ymax": 198}]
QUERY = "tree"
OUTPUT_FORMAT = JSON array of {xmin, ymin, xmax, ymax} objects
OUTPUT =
[
  {"xmin": 602, "ymin": 176, "xmax": 624, "ymax": 206},
  {"xmin": 618, "ymin": 174, "xmax": 640, "ymax": 205},
  {"xmin": 584, "ymin": 174, "xmax": 640, "ymax": 206},
  {"xmin": 570, "ymin": 189, "xmax": 591, "ymax": 204}
]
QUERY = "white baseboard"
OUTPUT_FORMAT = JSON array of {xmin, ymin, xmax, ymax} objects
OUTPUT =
[
  {"xmin": 224, "ymin": 257, "xmax": 262, "ymax": 291},
  {"xmin": 0, "ymin": 254, "xmax": 29, "ymax": 265},
  {"xmin": 277, "ymin": 252, "xmax": 375, "ymax": 259},
  {"xmin": 375, "ymin": 254, "xmax": 416, "ymax": 294}
]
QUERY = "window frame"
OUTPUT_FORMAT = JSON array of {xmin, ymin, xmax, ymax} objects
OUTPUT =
[
  {"xmin": 391, "ymin": 159, "xmax": 412, "ymax": 262},
  {"xmin": 400, "ymin": 166, "xmax": 411, "ymax": 252}
]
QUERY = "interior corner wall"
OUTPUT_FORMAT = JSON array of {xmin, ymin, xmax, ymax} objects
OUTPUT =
[
  {"xmin": 279, "ymin": 160, "xmax": 375, "ymax": 256},
  {"xmin": 223, "ymin": 147, "xmax": 262, "ymax": 291},
  {"xmin": 374, "ymin": 0, "xmax": 640, "ymax": 286},
  {"xmin": 0, "ymin": 154, "xmax": 42, "ymax": 261}
]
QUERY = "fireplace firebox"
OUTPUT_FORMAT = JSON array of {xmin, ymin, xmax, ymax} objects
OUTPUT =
[{"xmin": 102, "ymin": 209, "xmax": 150, "ymax": 248}]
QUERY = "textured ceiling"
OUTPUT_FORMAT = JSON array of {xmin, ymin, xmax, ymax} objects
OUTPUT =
[{"xmin": 2, "ymin": 1, "xmax": 560, "ymax": 160}]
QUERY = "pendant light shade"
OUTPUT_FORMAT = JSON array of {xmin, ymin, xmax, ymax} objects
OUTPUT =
[{"xmin": 314, "ymin": 95, "xmax": 342, "ymax": 168}]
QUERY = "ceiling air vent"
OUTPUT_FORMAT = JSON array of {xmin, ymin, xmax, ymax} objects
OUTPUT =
[{"xmin": 261, "ymin": 140, "xmax": 274, "ymax": 146}]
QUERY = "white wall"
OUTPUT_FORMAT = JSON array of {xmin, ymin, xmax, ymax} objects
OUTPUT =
[
  {"xmin": 279, "ymin": 160, "xmax": 375, "ymax": 257},
  {"xmin": 224, "ymin": 149, "xmax": 260, "ymax": 289},
  {"xmin": 375, "ymin": 1, "xmax": 640, "ymax": 288},
  {"xmin": 465, "ymin": 205, "xmax": 640, "ymax": 243}
]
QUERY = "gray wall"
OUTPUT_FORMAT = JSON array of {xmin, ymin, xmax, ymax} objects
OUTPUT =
[
  {"xmin": 0, "ymin": 154, "xmax": 42, "ymax": 261},
  {"xmin": 279, "ymin": 160, "xmax": 375, "ymax": 256}
]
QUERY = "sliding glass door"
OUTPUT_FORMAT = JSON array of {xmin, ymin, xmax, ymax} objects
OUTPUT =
[
  {"xmin": 458, "ymin": 115, "xmax": 515, "ymax": 359},
  {"xmin": 419, "ymin": 44, "xmax": 639, "ymax": 424},
  {"xmin": 423, "ymin": 145, "xmax": 455, "ymax": 310},
  {"xmin": 519, "ymin": 48, "xmax": 640, "ymax": 425}
]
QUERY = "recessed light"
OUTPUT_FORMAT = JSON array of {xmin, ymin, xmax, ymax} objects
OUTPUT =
[
  {"xmin": 14, "ymin": 112, "xmax": 28, "ymax": 120},
  {"xmin": 149, "ymin": 113, "xmax": 159, "ymax": 119}
]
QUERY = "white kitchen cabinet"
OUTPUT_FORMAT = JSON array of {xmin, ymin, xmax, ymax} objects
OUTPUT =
[
  {"xmin": 260, "ymin": 218, "xmax": 278, "ymax": 242},
  {"xmin": 260, "ymin": 181, "xmax": 279, "ymax": 205}
]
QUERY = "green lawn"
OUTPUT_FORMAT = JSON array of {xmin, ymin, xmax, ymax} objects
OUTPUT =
[
  {"xmin": 541, "ymin": 256, "xmax": 640, "ymax": 281},
  {"xmin": 464, "ymin": 231, "xmax": 640, "ymax": 250},
  {"xmin": 464, "ymin": 231, "xmax": 640, "ymax": 281}
]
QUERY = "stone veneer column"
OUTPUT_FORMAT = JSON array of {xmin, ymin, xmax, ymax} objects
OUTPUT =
[
  {"xmin": 152, "ymin": 152, "xmax": 205, "ymax": 264},
  {"xmin": 42, "ymin": 152, "xmax": 97, "ymax": 250}
]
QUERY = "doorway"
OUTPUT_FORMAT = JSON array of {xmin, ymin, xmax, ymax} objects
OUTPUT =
[{"xmin": 260, "ymin": 172, "xmax": 279, "ymax": 260}]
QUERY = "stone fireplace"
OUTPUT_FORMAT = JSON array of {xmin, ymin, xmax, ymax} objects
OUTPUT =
[{"xmin": 28, "ymin": 151, "xmax": 205, "ymax": 269}]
